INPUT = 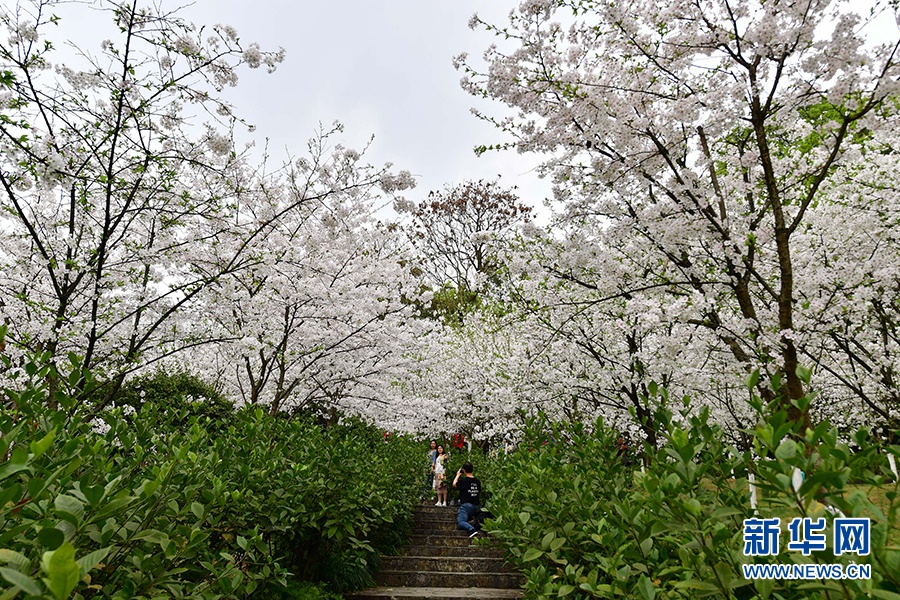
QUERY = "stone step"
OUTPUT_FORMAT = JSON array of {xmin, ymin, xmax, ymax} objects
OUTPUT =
[
  {"xmin": 376, "ymin": 570, "xmax": 525, "ymax": 589},
  {"xmin": 380, "ymin": 556, "xmax": 513, "ymax": 574},
  {"xmin": 345, "ymin": 503, "xmax": 524, "ymax": 599},
  {"xmin": 346, "ymin": 586, "xmax": 524, "ymax": 599},
  {"xmin": 398, "ymin": 545, "xmax": 501, "ymax": 558},
  {"xmin": 412, "ymin": 518, "xmax": 464, "ymax": 532},
  {"xmin": 414, "ymin": 503, "xmax": 490, "ymax": 512},
  {"xmin": 412, "ymin": 513, "xmax": 456, "ymax": 528},
  {"xmin": 414, "ymin": 505, "xmax": 461, "ymax": 515},
  {"xmin": 413, "ymin": 506, "xmax": 493, "ymax": 526},
  {"xmin": 407, "ymin": 533, "xmax": 497, "ymax": 547}
]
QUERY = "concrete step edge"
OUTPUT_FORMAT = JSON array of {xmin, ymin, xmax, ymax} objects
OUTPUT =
[
  {"xmin": 375, "ymin": 570, "xmax": 526, "ymax": 589},
  {"xmin": 346, "ymin": 586, "xmax": 524, "ymax": 599},
  {"xmin": 381, "ymin": 556, "xmax": 511, "ymax": 564},
  {"xmin": 379, "ymin": 557, "xmax": 515, "ymax": 572},
  {"xmin": 395, "ymin": 546, "xmax": 502, "ymax": 557}
]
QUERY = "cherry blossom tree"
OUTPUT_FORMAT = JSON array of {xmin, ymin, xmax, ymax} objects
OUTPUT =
[
  {"xmin": 398, "ymin": 179, "xmax": 532, "ymax": 324},
  {"xmin": 504, "ymin": 223, "xmax": 768, "ymax": 446},
  {"xmin": 0, "ymin": 0, "xmax": 281, "ymax": 395},
  {"xmin": 458, "ymin": 0, "xmax": 900, "ymax": 427},
  {"xmin": 0, "ymin": 1, "xmax": 417, "ymax": 414},
  {"xmin": 196, "ymin": 139, "xmax": 424, "ymax": 417},
  {"xmin": 789, "ymin": 155, "xmax": 900, "ymax": 430},
  {"xmin": 391, "ymin": 311, "xmax": 540, "ymax": 443}
]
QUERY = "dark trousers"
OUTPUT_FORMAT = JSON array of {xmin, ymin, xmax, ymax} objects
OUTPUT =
[{"xmin": 421, "ymin": 469, "xmax": 433, "ymax": 498}]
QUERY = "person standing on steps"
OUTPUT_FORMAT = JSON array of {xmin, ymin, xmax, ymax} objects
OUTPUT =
[
  {"xmin": 453, "ymin": 461, "xmax": 482, "ymax": 537},
  {"xmin": 433, "ymin": 445, "xmax": 450, "ymax": 506},
  {"xmin": 421, "ymin": 440, "xmax": 438, "ymax": 501}
]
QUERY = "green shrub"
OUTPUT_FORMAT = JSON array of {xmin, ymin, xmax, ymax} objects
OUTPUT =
[
  {"xmin": 0, "ymin": 352, "xmax": 422, "ymax": 599},
  {"xmin": 256, "ymin": 580, "xmax": 342, "ymax": 600},
  {"xmin": 483, "ymin": 375, "xmax": 900, "ymax": 599},
  {"xmin": 93, "ymin": 369, "xmax": 234, "ymax": 430}
]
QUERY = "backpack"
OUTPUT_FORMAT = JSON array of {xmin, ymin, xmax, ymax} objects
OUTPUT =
[{"xmin": 474, "ymin": 508, "xmax": 495, "ymax": 529}]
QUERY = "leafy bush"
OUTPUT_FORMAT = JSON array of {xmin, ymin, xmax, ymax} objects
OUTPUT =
[
  {"xmin": 258, "ymin": 581, "xmax": 342, "ymax": 600},
  {"xmin": 111, "ymin": 370, "xmax": 234, "ymax": 426},
  {"xmin": 483, "ymin": 376, "xmax": 899, "ymax": 599},
  {"xmin": 0, "ymin": 353, "xmax": 421, "ymax": 599}
]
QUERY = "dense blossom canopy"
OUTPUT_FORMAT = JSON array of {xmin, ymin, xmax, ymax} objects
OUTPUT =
[
  {"xmin": 422, "ymin": 0, "xmax": 900, "ymax": 441},
  {"xmin": 3, "ymin": 0, "xmax": 900, "ymax": 444},
  {"xmin": 0, "ymin": 0, "xmax": 419, "ymax": 420}
]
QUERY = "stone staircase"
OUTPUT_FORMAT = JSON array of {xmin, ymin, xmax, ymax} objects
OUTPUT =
[{"xmin": 346, "ymin": 503, "xmax": 525, "ymax": 599}]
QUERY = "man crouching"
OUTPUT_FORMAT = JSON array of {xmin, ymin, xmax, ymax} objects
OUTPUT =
[{"xmin": 453, "ymin": 461, "xmax": 482, "ymax": 538}]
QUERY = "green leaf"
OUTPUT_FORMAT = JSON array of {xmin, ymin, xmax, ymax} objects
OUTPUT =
[
  {"xmin": 94, "ymin": 495, "xmax": 135, "ymax": 519},
  {"xmin": 541, "ymin": 531, "xmax": 555, "ymax": 550},
  {"xmin": 29, "ymin": 427, "xmax": 57, "ymax": 459},
  {"xmin": 713, "ymin": 561, "xmax": 733, "ymax": 591},
  {"xmin": 795, "ymin": 365, "xmax": 812, "ymax": 384},
  {"xmin": 0, "ymin": 462, "xmax": 30, "ymax": 482},
  {"xmin": 753, "ymin": 576, "xmax": 775, "ymax": 599},
  {"xmin": 76, "ymin": 547, "xmax": 110, "ymax": 576},
  {"xmin": 775, "ymin": 439, "xmax": 798, "ymax": 460},
  {"xmin": 639, "ymin": 537, "xmax": 653, "ymax": 556},
  {"xmin": 523, "ymin": 548, "xmax": 544, "ymax": 561},
  {"xmin": 37, "ymin": 527, "xmax": 64, "ymax": 550},
  {"xmin": 0, "ymin": 483, "xmax": 21, "ymax": 508},
  {"xmin": 54, "ymin": 494, "xmax": 85, "ymax": 524},
  {"xmin": 637, "ymin": 575, "xmax": 656, "ymax": 600},
  {"xmin": 0, "ymin": 567, "xmax": 42, "ymax": 596},
  {"xmin": 0, "ymin": 70, "xmax": 16, "ymax": 89},
  {"xmin": 710, "ymin": 506, "xmax": 743, "ymax": 519},
  {"xmin": 746, "ymin": 370, "xmax": 760, "ymax": 389},
  {"xmin": 82, "ymin": 485, "xmax": 105, "ymax": 506},
  {"xmin": 0, "ymin": 550, "xmax": 30, "ymax": 570},
  {"xmin": 41, "ymin": 542, "xmax": 80, "ymax": 600},
  {"xmin": 518, "ymin": 512, "xmax": 530, "ymax": 526},
  {"xmin": 27, "ymin": 477, "xmax": 48, "ymax": 501},
  {"xmin": 132, "ymin": 529, "xmax": 166, "ymax": 543},
  {"xmin": 191, "ymin": 501, "xmax": 205, "ymax": 520},
  {"xmin": 673, "ymin": 580, "xmax": 721, "ymax": 592},
  {"xmin": 557, "ymin": 584, "xmax": 575, "ymax": 596},
  {"xmin": 771, "ymin": 372, "xmax": 782, "ymax": 391},
  {"xmin": 137, "ymin": 477, "xmax": 159, "ymax": 499}
]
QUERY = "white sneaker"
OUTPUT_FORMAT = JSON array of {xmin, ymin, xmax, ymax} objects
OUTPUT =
[
  {"xmin": 435, "ymin": 501, "xmax": 441, "ymax": 506},
  {"xmin": 440, "ymin": 502, "xmax": 446, "ymax": 507}
]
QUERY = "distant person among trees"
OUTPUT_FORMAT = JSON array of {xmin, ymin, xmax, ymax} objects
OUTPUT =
[
  {"xmin": 616, "ymin": 433, "xmax": 633, "ymax": 467},
  {"xmin": 453, "ymin": 461, "xmax": 483, "ymax": 537},
  {"xmin": 433, "ymin": 445, "xmax": 450, "ymax": 506},
  {"xmin": 421, "ymin": 440, "xmax": 438, "ymax": 500}
]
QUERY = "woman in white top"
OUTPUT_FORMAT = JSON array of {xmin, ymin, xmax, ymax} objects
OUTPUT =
[{"xmin": 433, "ymin": 445, "xmax": 450, "ymax": 506}]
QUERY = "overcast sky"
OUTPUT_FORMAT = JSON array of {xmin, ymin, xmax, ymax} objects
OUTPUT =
[
  {"xmin": 36, "ymin": 1, "xmax": 552, "ymax": 217},
  {"xmin": 169, "ymin": 1, "xmax": 554, "ymax": 217},
  {"xmin": 25, "ymin": 0, "xmax": 900, "ymax": 224}
]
